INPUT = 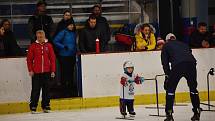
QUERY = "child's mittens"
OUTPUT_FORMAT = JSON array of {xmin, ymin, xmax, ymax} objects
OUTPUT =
[
  {"xmin": 135, "ymin": 75, "xmax": 144, "ymax": 84},
  {"xmin": 120, "ymin": 77, "xmax": 127, "ymax": 86}
]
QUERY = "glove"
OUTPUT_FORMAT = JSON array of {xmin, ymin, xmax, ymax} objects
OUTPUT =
[
  {"xmin": 134, "ymin": 75, "xmax": 144, "ymax": 84},
  {"xmin": 164, "ymin": 76, "xmax": 168, "ymax": 90},
  {"xmin": 120, "ymin": 77, "xmax": 127, "ymax": 86},
  {"xmin": 64, "ymin": 46, "xmax": 69, "ymax": 51}
]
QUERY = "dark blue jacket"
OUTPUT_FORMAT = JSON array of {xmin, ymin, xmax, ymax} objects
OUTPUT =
[
  {"xmin": 53, "ymin": 29, "xmax": 76, "ymax": 56},
  {"xmin": 161, "ymin": 40, "xmax": 196, "ymax": 76}
]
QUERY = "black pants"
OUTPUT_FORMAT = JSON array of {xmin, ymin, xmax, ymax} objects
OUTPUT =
[
  {"xmin": 59, "ymin": 55, "xmax": 76, "ymax": 96},
  {"xmin": 120, "ymin": 99, "xmax": 134, "ymax": 114},
  {"xmin": 165, "ymin": 62, "xmax": 200, "ymax": 114},
  {"xmin": 30, "ymin": 72, "xmax": 51, "ymax": 110}
]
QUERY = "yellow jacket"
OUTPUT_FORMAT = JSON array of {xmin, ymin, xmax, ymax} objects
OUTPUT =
[{"xmin": 135, "ymin": 32, "xmax": 156, "ymax": 51}]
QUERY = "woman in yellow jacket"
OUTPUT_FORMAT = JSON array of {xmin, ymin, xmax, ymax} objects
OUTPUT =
[{"xmin": 135, "ymin": 23, "xmax": 156, "ymax": 51}]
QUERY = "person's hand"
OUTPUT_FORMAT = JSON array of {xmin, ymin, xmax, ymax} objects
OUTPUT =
[
  {"xmin": 134, "ymin": 75, "xmax": 141, "ymax": 84},
  {"xmin": 202, "ymin": 40, "xmax": 210, "ymax": 48},
  {"xmin": 29, "ymin": 71, "xmax": 34, "ymax": 77},
  {"xmin": 64, "ymin": 46, "xmax": 69, "ymax": 51},
  {"xmin": 164, "ymin": 76, "xmax": 168, "ymax": 90},
  {"xmin": 51, "ymin": 72, "xmax": 55, "ymax": 78},
  {"xmin": 120, "ymin": 77, "xmax": 127, "ymax": 86}
]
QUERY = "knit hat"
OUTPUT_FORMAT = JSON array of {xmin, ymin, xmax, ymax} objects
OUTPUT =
[
  {"xmin": 36, "ymin": 0, "xmax": 47, "ymax": 7},
  {"xmin": 65, "ymin": 19, "xmax": 74, "ymax": 27},
  {"xmin": 165, "ymin": 33, "xmax": 176, "ymax": 41}
]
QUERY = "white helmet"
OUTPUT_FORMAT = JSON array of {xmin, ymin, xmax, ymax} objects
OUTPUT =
[
  {"xmin": 165, "ymin": 33, "xmax": 176, "ymax": 41},
  {"xmin": 123, "ymin": 61, "xmax": 134, "ymax": 69}
]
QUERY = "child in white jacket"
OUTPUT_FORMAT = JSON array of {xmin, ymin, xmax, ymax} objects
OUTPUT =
[{"xmin": 120, "ymin": 61, "xmax": 144, "ymax": 117}]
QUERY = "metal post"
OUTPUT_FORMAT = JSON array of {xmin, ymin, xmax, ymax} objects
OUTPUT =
[
  {"xmin": 10, "ymin": 0, "xmax": 14, "ymax": 31},
  {"xmin": 146, "ymin": 74, "xmax": 166, "ymax": 117},
  {"xmin": 128, "ymin": 0, "xmax": 131, "ymax": 24},
  {"xmin": 170, "ymin": 0, "xmax": 174, "ymax": 33},
  {"xmin": 156, "ymin": 0, "xmax": 159, "ymax": 27},
  {"xmin": 200, "ymin": 70, "xmax": 215, "ymax": 111}
]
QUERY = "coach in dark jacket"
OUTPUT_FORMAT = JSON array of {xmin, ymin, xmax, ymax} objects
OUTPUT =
[
  {"xmin": 161, "ymin": 33, "xmax": 201, "ymax": 121},
  {"xmin": 79, "ymin": 15, "xmax": 105, "ymax": 53}
]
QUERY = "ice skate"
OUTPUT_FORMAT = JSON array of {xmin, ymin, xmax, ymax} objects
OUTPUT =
[
  {"xmin": 164, "ymin": 114, "xmax": 174, "ymax": 121},
  {"xmin": 129, "ymin": 112, "xmax": 136, "ymax": 117},
  {"xmin": 191, "ymin": 108, "xmax": 202, "ymax": 121}
]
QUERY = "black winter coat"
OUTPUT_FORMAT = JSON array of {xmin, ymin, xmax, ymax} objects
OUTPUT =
[
  {"xmin": 161, "ymin": 40, "xmax": 196, "ymax": 76},
  {"xmin": 79, "ymin": 24, "xmax": 104, "ymax": 53},
  {"xmin": 28, "ymin": 14, "xmax": 54, "ymax": 43}
]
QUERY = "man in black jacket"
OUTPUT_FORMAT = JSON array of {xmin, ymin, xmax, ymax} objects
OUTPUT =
[
  {"xmin": 190, "ymin": 22, "xmax": 211, "ymax": 48},
  {"xmin": 79, "ymin": 15, "xmax": 105, "ymax": 53},
  {"xmin": 161, "ymin": 33, "xmax": 201, "ymax": 121},
  {"xmin": 28, "ymin": 1, "xmax": 54, "ymax": 43},
  {"xmin": 91, "ymin": 4, "xmax": 110, "ymax": 51}
]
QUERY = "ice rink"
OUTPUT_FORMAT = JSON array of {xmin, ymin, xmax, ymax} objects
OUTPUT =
[{"xmin": 0, "ymin": 102, "xmax": 214, "ymax": 121}]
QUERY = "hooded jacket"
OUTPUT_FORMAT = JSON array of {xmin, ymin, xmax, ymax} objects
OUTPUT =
[
  {"xmin": 53, "ymin": 29, "xmax": 76, "ymax": 56},
  {"xmin": 27, "ymin": 39, "xmax": 56, "ymax": 73},
  {"xmin": 135, "ymin": 32, "xmax": 156, "ymax": 51}
]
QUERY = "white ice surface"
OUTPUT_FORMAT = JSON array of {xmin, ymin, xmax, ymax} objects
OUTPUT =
[{"xmin": 0, "ymin": 102, "xmax": 214, "ymax": 121}]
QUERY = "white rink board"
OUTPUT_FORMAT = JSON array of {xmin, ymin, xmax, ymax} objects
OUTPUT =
[
  {"xmin": 81, "ymin": 48, "xmax": 215, "ymax": 98},
  {"xmin": 0, "ymin": 48, "xmax": 214, "ymax": 103},
  {"xmin": 0, "ymin": 57, "xmax": 31, "ymax": 103}
]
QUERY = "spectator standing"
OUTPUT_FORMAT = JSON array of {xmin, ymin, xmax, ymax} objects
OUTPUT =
[
  {"xmin": 53, "ymin": 20, "xmax": 77, "ymax": 97},
  {"xmin": 27, "ymin": 30, "xmax": 56, "ymax": 113},
  {"xmin": 190, "ymin": 22, "xmax": 211, "ymax": 48},
  {"xmin": 79, "ymin": 15, "xmax": 104, "ymax": 53},
  {"xmin": 28, "ymin": 1, "xmax": 54, "ymax": 43},
  {"xmin": 1, "ymin": 19, "xmax": 23, "ymax": 56},
  {"xmin": 0, "ymin": 26, "xmax": 6, "ymax": 56},
  {"xmin": 54, "ymin": 9, "xmax": 76, "ymax": 37},
  {"xmin": 91, "ymin": 4, "xmax": 110, "ymax": 51}
]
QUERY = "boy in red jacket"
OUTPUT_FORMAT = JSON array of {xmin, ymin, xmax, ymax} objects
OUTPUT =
[{"xmin": 27, "ymin": 30, "xmax": 56, "ymax": 113}]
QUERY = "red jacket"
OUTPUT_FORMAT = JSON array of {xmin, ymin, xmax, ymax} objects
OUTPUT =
[{"xmin": 27, "ymin": 40, "xmax": 56, "ymax": 73}]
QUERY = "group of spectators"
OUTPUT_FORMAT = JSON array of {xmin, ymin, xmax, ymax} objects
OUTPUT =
[
  {"xmin": 1, "ymin": 1, "xmax": 215, "ymax": 58},
  {"xmin": 1, "ymin": 0, "xmax": 215, "ymax": 114},
  {"xmin": 132, "ymin": 22, "xmax": 215, "ymax": 52},
  {"xmin": 26, "ymin": 1, "xmax": 112, "ymax": 99},
  {"xmin": 27, "ymin": 1, "xmax": 110, "ymax": 54}
]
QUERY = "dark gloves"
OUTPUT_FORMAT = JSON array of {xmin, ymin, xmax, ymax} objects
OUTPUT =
[
  {"xmin": 64, "ymin": 46, "xmax": 69, "ymax": 51},
  {"xmin": 120, "ymin": 77, "xmax": 127, "ymax": 86},
  {"xmin": 164, "ymin": 76, "xmax": 168, "ymax": 90}
]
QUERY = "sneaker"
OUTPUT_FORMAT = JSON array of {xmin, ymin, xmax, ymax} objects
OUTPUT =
[
  {"xmin": 30, "ymin": 107, "xmax": 36, "ymax": 114},
  {"xmin": 129, "ymin": 112, "xmax": 136, "ymax": 117},
  {"xmin": 191, "ymin": 108, "xmax": 202, "ymax": 121},
  {"xmin": 43, "ymin": 109, "xmax": 50, "ymax": 113},
  {"xmin": 31, "ymin": 110, "xmax": 37, "ymax": 114},
  {"xmin": 164, "ymin": 114, "xmax": 174, "ymax": 121},
  {"xmin": 43, "ymin": 106, "xmax": 51, "ymax": 113}
]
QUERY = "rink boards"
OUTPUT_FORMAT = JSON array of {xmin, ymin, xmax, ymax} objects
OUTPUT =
[{"xmin": 0, "ymin": 48, "xmax": 214, "ymax": 114}]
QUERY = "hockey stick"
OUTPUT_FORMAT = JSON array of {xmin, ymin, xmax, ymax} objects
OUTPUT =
[{"xmin": 116, "ymin": 84, "xmax": 134, "ymax": 120}]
